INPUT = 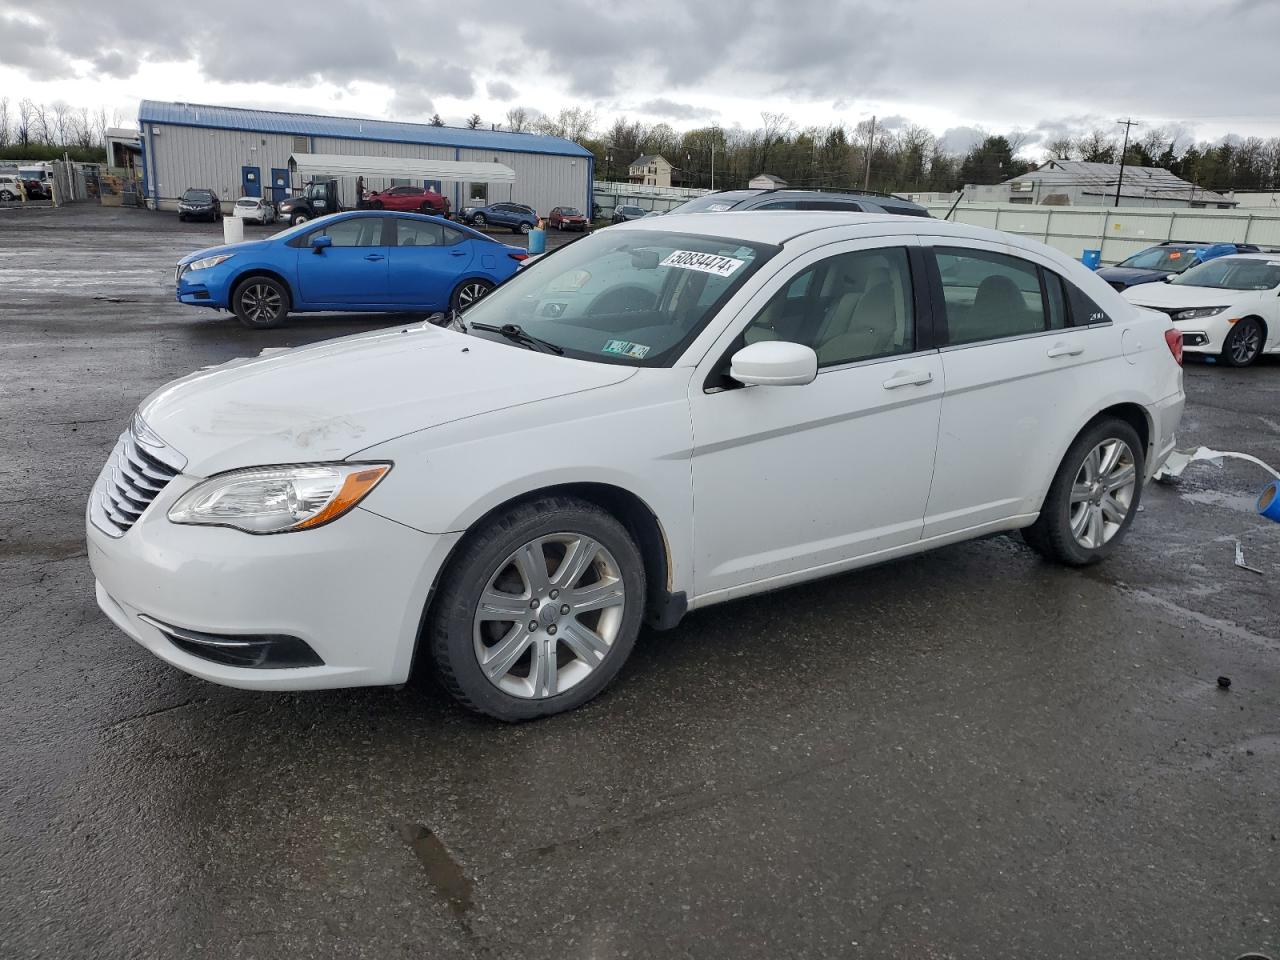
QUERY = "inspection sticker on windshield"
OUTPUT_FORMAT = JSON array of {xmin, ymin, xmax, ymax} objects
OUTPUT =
[
  {"xmin": 661, "ymin": 250, "xmax": 746, "ymax": 278},
  {"xmin": 603, "ymin": 339, "xmax": 651, "ymax": 359}
]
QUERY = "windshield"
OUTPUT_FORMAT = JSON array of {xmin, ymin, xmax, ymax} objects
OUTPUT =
[
  {"xmin": 560, "ymin": 207, "xmax": 581, "ymax": 216},
  {"xmin": 1171, "ymin": 257, "xmax": 1280, "ymax": 290},
  {"xmin": 668, "ymin": 193, "xmax": 754, "ymax": 214},
  {"xmin": 459, "ymin": 229, "xmax": 775, "ymax": 366},
  {"xmin": 181, "ymin": 190, "xmax": 212, "ymax": 201},
  {"xmin": 1117, "ymin": 246, "xmax": 1202, "ymax": 272}
]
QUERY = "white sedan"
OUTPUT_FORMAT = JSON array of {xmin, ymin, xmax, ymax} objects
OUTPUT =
[
  {"xmin": 87, "ymin": 213, "xmax": 1184, "ymax": 721},
  {"xmin": 231, "ymin": 196, "xmax": 277, "ymax": 224},
  {"xmin": 1123, "ymin": 253, "xmax": 1280, "ymax": 366}
]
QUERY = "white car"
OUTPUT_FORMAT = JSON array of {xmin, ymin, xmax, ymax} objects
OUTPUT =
[
  {"xmin": 0, "ymin": 174, "xmax": 22, "ymax": 200},
  {"xmin": 87, "ymin": 213, "xmax": 1185, "ymax": 721},
  {"xmin": 1122, "ymin": 253, "xmax": 1280, "ymax": 367},
  {"xmin": 231, "ymin": 196, "xmax": 277, "ymax": 224}
]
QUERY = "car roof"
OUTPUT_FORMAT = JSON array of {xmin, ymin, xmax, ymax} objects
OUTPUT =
[
  {"xmin": 1210, "ymin": 252, "xmax": 1280, "ymax": 262},
  {"xmin": 613, "ymin": 209, "xmax": 1029, "ymax": 247}
]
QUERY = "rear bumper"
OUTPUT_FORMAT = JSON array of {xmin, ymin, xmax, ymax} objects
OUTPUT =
[{"xmin": 1147, "ymin": 390, "xmax": 1185, "ymax": 480}]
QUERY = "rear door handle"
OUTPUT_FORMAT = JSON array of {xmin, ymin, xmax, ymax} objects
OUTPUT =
[
  {"xmin": 450, "ymin": 249, "xmax": 467, "ymax": 256},
  {"xmin": 1047, "ymin": 342, "xmax": 1084, "ymax": 358},
  {"xmin": 882, "ymin": 369, "xmax": 934, "ymax": 390},
  {"xmin": 364, "ymin": 253, "xmax": 385, "ymax": 262}
]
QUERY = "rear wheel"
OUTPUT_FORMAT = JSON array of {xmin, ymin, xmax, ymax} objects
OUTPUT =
[
  {"xmin": 426, "ymin": 496, "xmax": 645, "ymax": 721},
  {"xmin": 1022, "ymin": 418, "xmax": 1144, "ymax": 566},
  {"xmin": 472, "ymin": 213, "xmax": 487, "ymax": 227},
  {"xmin": 232, "ymin": 276, "xmax": 291, "ymax": 329},
  {"xmin": 1222, "ymin": 317, "xmax": 1264, "ymax": 367},
  {"xmin": 450, "ymin": 278, "xmax": 493, "ymax": 312},
  {"xmin": 517, "ymin": 221, "xmax": 531, "ymax": 235},
  {"xmin": 371, "ymin": 200, "xmax": 384, "ymax": 209},
  {"xmin": 0, "ymin": 190, "xmax": 14, "ymax": 201}
]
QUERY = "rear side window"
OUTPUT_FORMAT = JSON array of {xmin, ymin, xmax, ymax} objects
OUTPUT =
[
  {"xmin": 1063, "ymin": 279, "xmax": 1112, "ymax": 326},
  {"xmin": 798, "ymin": 200, "xmax": 864, "ymax": 212},
  {"xmin": 933, "ymin": 247, "xmax": 1047, "ymax": 345},
  {"xmin": 881, "ymin": 204, "xmax": 929, "ymax": 218}
]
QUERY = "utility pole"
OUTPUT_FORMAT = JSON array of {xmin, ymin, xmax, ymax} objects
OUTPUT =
[
  {"xmin": 1114, "ymin": 117, "xmax": 1140, "ymax": 207},
  {"xmin": 710, "ymin": 135, "xmax": 716, "ymax": 190},
  {"xmin": 863, "ymin": 115, "xmax": 876, "ymax": 191}
]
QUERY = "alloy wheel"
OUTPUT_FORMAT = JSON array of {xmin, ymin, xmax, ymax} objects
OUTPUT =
[
  {"xmin": 1228, "ymin": 320, "xmax": 1262, "ymax": 366},
  {"xmin": 457, "ymin": 282, "xmax": 490, "ymax": 308},
  {"xmin": 473, "ymin": 214, "xmax": 487, "ymax": 226},
  {"xmin": 472, "ymin": 533, "xmax": 626, "ymax": 699},
  {"xmin": 1069, "ymin": 438, "xmax": 1137, "ymax": 549},
  {"xmin": 240, "ymin": 283, "xmax": 283, "ymax": 324}
]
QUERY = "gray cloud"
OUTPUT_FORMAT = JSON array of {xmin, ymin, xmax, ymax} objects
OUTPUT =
[
  {"xmin": 937, "ymin": 126, "xmax": 987, "ymax": 155},
  {"xmin": 630, "ymin": 99, "xmax": 716, "ymax": 122},
  {"xmin": 487, "ymin": 79, "xmax": 517, "ymax": 101}
]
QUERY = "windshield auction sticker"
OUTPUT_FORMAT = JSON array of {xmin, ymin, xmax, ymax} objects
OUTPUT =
[
  {"xmin": 603, "ymin": 339, "xmax": 651, "ymax": 359},
  {"xmin": 661, "ymin": 250, "xmax": 746, "ymax": 278}
]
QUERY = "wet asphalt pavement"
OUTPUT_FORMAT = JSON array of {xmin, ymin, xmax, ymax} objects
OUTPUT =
[{"xmin": 2, "ymin": 205, "xmax": 1278, "ymax": 960}]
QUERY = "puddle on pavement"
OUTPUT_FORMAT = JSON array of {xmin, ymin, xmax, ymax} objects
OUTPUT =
[
  {"xmin": 398, "ymin": 823, "xmax": 474, "ymax": 917},
  {"xmin": 1180, "ymin": 489, "xmax": 1261, "ymax": 513}
]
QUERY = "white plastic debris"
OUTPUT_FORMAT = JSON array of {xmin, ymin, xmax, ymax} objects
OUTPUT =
[
  {"xmin": 1234, "ymin": 540, "xmax": 1264, "ymax": 575},
  {"xmin": 1155, "ymin": 446, "xmax": 1280, "ymax": 482}
]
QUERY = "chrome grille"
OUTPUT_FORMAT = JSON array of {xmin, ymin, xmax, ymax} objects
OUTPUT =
[{"xmin": 90, "ymin": 415, "xmax": 186, "ymax": 537}]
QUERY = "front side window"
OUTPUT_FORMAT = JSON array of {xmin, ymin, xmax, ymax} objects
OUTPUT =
[
  {"xmin": 742, "ymin": 247, "xmax": 915, "ymax": 366},
  {"xmin": 460, "ymin": 229, "xmax": 775, "ymax": 366},
  {"xmin": 312, "ymin": 217, "xmax": 384, "ymax": 247},
  {"xmin": 934, "ymin": 247, "xmax": 1047, "ymax": 345}
]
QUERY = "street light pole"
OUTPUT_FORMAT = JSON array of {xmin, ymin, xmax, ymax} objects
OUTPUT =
[{"xmin": 1114, "ymin": 117, "xmax": 1140, "ymax": 208}]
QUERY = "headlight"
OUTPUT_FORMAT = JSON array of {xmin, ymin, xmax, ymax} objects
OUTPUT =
[
  {"xmin": 168, "ymin": 463, "xmax": 391, "ymax": 534},
  {"xmin": 1172, "ymin": 306, "xmax": 1227, "ymax": 321},
  {"xmin": 186, "ymin": 254, "xmax": 234, "ymax": 272}
]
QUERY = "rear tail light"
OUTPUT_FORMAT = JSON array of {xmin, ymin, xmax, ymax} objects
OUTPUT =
[
  {"xmin": 1164, "ymin": 328, "xmax": 1183, "ymax": 365},
  {"xmin": 508, "ymin": 252, "xmax": 528, "ymax": 262}
]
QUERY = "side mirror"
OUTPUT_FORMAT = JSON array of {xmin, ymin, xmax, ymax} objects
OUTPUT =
[
  {"xmin": 730, "ymin": 340, "xmax": 818, "ymax": 387},
  {"xmin": 1162, "ymin": 274, "xmax": 1173, "ymax": 282},
  {"xmin": 310, "ymin": 234, "xmax": 332, "ymax": 253}
]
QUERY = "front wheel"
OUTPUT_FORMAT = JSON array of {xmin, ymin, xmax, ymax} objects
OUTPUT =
[
  {"xmin": 1222, "ymin": 318, "xmax": 1264, "ymax": 367},
  {"xmin": 450, "ymin": 278, "xmax": 493, "ymax": 312},
  {"xmin": 232, "ymin": 276, "xmax": 291, "ymax": 329},
  {"xmin": 472, "ymin": 213, "xmax": 487, "ymax": 227},
  {"xmin": 517, "ymin": 221, "xmax": 531, "ymax": 234},
  {"xmin": 426, "ymin": 496, "xmax": 646, "ymax": 721},
  {"xmin": 290, "ymin": 213, "xmax": 310, "ymax": 225},
  {"xmin": 1022, "ymin": 418, "xmax": 1145, "ymax": 566},
  {"xmin": 0, "ymin": 190, "xmax": 14, "ymax": 201}
]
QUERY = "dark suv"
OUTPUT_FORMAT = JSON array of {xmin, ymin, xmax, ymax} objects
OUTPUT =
[
  {"xmin": 666, "ymin": 188, "xmax": 931, "ymax": 218},
  {"xmin": 1095, "ymin": 241, "xmax": 1261, "ymax": 291},
  {"xmin": 177, "ymin": 189, "xmax": 223, "ymax": 222}
]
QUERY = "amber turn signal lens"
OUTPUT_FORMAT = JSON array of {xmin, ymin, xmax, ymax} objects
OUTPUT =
[{"xmin": 294, "ymin": 466, "xmax": 391, "ymax": 530}]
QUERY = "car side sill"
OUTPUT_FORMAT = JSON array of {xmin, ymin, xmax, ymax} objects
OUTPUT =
[{"xmin": 687, "ymin": 513, "xmax": 1040, "ymax": 611}]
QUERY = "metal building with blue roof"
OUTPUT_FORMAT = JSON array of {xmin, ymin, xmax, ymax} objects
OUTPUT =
[{"xmin": 137, "ymin": 100, "xmax": 594, "ymax": 216}]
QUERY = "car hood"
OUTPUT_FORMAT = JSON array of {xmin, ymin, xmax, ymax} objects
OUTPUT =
[
  {"xmin": 1123, "ymin": 282, "xmax": 1249, "ymax": 309},
  {"xmin": 137, "ymin": 324, "xmax": 636, "ymax": 476},
  {"xmin": 1095, "ymin": 266, "xmax": 1167, "ymax": 287},
  {"xmin": 179, "ymin": 238, "xmax": 272, "ymax": 266}
]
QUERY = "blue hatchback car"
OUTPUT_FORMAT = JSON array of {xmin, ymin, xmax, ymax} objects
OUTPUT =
[{"xmin": 176, "ymin": 211, "xmax": 527, "ymax": 329}]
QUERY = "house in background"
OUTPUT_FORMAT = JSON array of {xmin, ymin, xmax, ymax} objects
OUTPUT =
[
  {"xmin": 628, "ymin": 154, "xmax": 674, "ymax": 187},
  {"xmin": 964, "ymin": 160, "xmax": 1235, "ymax": 209},
  {"xmin": 749, "ymin": 173, "xmax": 788, "ymax": 189}
]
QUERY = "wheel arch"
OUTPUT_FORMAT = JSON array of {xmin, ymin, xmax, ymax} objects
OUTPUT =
[
  {"xmin": 1030, "ymin": 401, "xmax": 1153, "ymax": 517},
  {"xmin": 414, "ymin": 481, "xmax": 679, "ymax": 675},
  {"xmin": 230, "ymin": 268, "xmax": 295, "ymax": 307}
]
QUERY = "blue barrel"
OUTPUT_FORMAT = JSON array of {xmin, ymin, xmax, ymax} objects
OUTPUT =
[
  {"xmin": 1259, "ymin": 481, "xmax": 1280, "ymax": 523},
  {"xmin": 1081, "ymin": 249, "xmax": 1102, "ymax": 270},
  {"xmin": 527, "ymin": 227, "xmax": 546, "ymax": 255}
]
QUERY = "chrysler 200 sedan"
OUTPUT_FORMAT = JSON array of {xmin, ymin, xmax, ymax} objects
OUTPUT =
[{"xmin": 89, "ymin": 212, "xmax": 1185, "ymax": 721}]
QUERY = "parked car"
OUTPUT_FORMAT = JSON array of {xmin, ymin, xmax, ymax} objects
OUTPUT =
[
  {"xmin": 174, "ymin": 211, "xmax": 526, "ymax": 329},
  {"xmin": 464, "ymin": 202, "xmax": 539, "ymax": 234},
  {"xmin": 177, "ymin": 189, "xmax": 222, "ymax": 222},
  {"xmin": 1096, "ymin": 241, "xmax": 1259, "ymax": 291},
  {"xmin": 0, "ymin": 175, "xmax": 21, "ymax": 200},
  {"xmin": 366, "ymin": 184, "xmax": 450, "ymax": 217},
  {"xmin": 1123, "ymin": 253, "xmax": 1280, "ymax": 366},
  {"xmin": 666, "ymin": 187, "xmax": 931, "ymax": 218},
  {"xmin": 22, "ymin": 179, "xmax": 48, "ymax": 200},
  {"xmin": 277, "ymin": 180, "xmax": 342, "ymax": 225},
  {"xmin": 232, "ymin": 196, "xmax": 277, "ymax": 225},
  {"xmin": 549, "ymin": 206, "xmax": 589, "ymax": 231},
  {"xmin": 611, "ymin": 204, "xmax": 647, "ymax": 223},
  {"xmin": 93, "ymin": 212, "xmax": 1183, "ymax": 721}
]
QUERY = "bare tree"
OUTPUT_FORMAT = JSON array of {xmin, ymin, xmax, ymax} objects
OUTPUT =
[
  {"xmin": 534, "ymin": 106, "xmax": 596, "ymax": 143},
  {"xmin": 1044, "ymin": 136, "xmax": 1076, "ymax": 160},
  {"xmin": 505, "ymin": 106, "xmax": 529, "ymax": 133},
  {"xmin": 32, "ymin": 101, "xmax": 54, "ymax": 146},
  {"xmin": 51, "ymin": 100, "xmax": 70, "ymax": 147},
  {"xmin": 94, "ymin": 106, "xmax": 111, "ymax": 147},
  {"xmin": 0, "ymin": 98, "xmax": 10, "ymax": 150},
  {"xmin": 466, "ymin": 113, "xmax": 482, "ymax": 129},
  {"xmin": 16, "ymin": 98, "xmax": 34, "ymax": 146}
]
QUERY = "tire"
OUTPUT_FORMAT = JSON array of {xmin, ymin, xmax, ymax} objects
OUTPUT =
[
  {"xmin": 1221, "ymin": 317, "xmax": 1264, "ymax": 367},
  {"xmin": 472, "ymin": 213, "xmax": 487, "ymax": 227},
  {"xmin": 517, "ymin": 221, "xmax": 531, "ymax": 235},
  {"xmin": 1022, "ymin": 417, "xmax": 1145, "ymax": 566},
  {"xmin": 0, "ymin": 190, "xmax": 14, "ymax": 201},
  {"xmin": 371, "ymin": 200, "xmax": 384, "ymax": 210},
  {"xmin": 232, "ymin": 276, "xmax": 291, "ymax": 329},
  {"xmin": 291, "ymin": 213, "xmax": 310, "ymax": 226},
  {"xmin": 426, "ymin": 496, "xmax": 646, "ymax": 721},
  {"xmin": 450, "ymin": 278, "xmax": 494, "ymax": 312},
  {"xmin": 178, "ymin": 213, "xmax": 187, "ymax": 222}
]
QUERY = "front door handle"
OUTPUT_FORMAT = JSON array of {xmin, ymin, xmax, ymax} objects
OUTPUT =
[
  {"xmin": 882, "ymin": 369, "xmax": 934, "ymax": 390},
  {"xmin": 364, "ymin": 253, "xmax": 385, "ymax": 262},
  {"xmin": 450, "ymin": 249, "xmax": 467, "ymax": 256},
  {"xmin": 1047, "ymin": 342, "xmax": 1084, "ymax": 358}
]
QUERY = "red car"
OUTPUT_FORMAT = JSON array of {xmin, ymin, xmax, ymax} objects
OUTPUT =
[
  {"xmin": 549, "ymin": 205, "xmax": 589, "ymax": 231},
  {"xmin": 365, "ymin": 185, "xmax": 450, "ymax": 217}
]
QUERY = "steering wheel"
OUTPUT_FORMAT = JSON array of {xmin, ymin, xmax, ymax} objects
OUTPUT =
[{"xmin": 586, "ymin": 285, "xmax": 657, "ymax": 315}]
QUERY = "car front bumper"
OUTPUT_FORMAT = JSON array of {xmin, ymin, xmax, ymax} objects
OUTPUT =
[
  {"xmin": 175, "ymin": 264, "xmax": 235, "ymax": 308},
  {"xmin": 1173, "ymin": 316, "xmax": 1231, "ymax": 355},
  {"xmin": 86, "ymin": 475, "xmax": 460, "ymax": 690}
]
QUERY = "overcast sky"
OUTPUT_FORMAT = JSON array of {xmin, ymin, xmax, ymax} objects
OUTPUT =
[{"xmin": 2, "ymin": 0, "xmax": 1278, "ymax": 155}]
